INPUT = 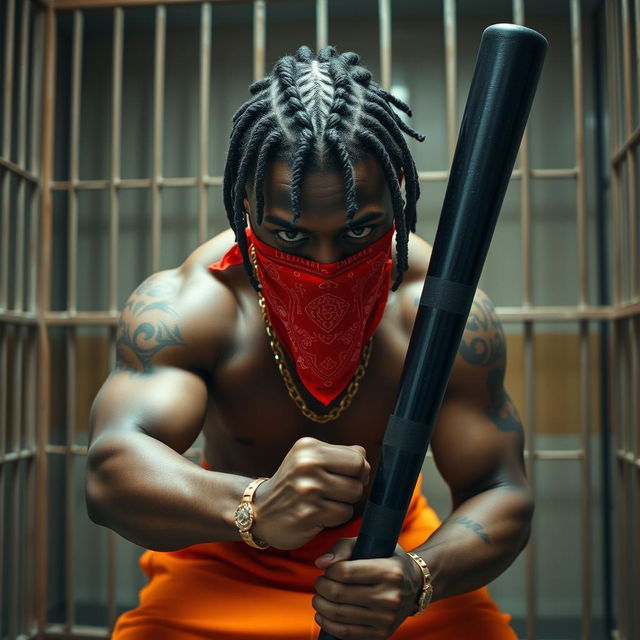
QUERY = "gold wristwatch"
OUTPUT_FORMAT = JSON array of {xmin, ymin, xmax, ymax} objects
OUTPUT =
[
  {"xmin": 408, "ymin": 552, "xmax": 433, "ymax": 615},
  {"xmin": 234, "ymin": 477, "xmax": 269, "ymax": 550}
]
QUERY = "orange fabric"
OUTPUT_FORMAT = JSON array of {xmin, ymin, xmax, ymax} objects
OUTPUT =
[{"xmin": 112, "ymin": 460, "xmax": 517, "ymax": 639}]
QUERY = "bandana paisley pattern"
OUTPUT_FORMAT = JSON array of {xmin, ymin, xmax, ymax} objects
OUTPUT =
[{"xmin": 249, "ymin": 227, "xmax": 393, "ymax": 406}]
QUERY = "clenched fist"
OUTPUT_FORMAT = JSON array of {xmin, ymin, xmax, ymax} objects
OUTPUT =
[{"xmin": 251, "ymin": 437, "xmax": 370, "ymax": 550}]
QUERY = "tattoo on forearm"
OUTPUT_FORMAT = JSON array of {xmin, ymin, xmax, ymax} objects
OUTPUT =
[
  {"xmin": 460, "ymin": 295, "xmax": 505, "ymax": 368},
  {"xmin": 443, "ymin": 516, "xmax": 491, "ymax": 544},
  {"xmin": 116, "ymin": 274, "xmax": 186, "ymax": 374}
]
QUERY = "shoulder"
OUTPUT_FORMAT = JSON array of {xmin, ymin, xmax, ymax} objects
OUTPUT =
[
  {"xmin": 394, "ymin": 232, "xmax": 432, "ymax": 330},
  {"xmin": 115, "ymin": 229, "xmax": 243, "ymax": 376},
  {"xmin": 448, "ymin": 288, "xmax": 506, "ymax": 396}
]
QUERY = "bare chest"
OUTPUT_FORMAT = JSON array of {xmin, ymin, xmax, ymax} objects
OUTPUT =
[{"xmin": 203, "ymin": 301, "xmax": 411, "ymax": 476}]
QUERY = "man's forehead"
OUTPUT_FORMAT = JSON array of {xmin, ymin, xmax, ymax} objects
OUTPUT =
[{"xmin": 264, "ymin": 156, "xmax": 386, "ymax": 204}]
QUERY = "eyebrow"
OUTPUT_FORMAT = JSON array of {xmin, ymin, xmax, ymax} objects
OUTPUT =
[{"xmin": 264, "ymin": 211, "xmax": 386, "ymax": 232}]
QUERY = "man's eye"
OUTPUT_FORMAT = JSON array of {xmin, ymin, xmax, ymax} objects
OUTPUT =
[
  {"xmin": 276, "ymin": 230, "xmax": 306, "ymax": 243},
  {"xmin": 345, "ymin": 226, "xmax": 373, "ymax": 239}
]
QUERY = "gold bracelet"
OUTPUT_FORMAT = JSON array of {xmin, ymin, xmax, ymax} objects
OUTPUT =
[{"xmin": 407, "ymin": 552, "xmax": 433, "ymax": 615}]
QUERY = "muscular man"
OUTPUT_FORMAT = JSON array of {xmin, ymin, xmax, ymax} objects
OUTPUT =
[{"xmin": 86, "ymin": 46, "xmax": 532, "ymax": 639}]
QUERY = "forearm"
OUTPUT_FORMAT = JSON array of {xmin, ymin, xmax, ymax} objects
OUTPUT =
[
  {"xmin": 85, "ymin": 431, "xmax": 250, "ymax": 551},
  {"xmin": 413, "ymin": 485, "xmax": 533, "ymax": 602}
]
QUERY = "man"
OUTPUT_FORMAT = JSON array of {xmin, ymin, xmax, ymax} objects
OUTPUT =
[{"xmin": 86, "ymin": 45, "xmax": 532, "ymax": 639}]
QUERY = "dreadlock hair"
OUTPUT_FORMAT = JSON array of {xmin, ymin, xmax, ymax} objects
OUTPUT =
[{"xmin": 223, "ymin": 45, "xmax": 425, "ymax": 291}]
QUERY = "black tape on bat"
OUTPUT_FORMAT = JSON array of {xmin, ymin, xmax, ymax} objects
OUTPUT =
[
  {"xmin": 419, "ymin": 276, "xmax": 476, "ymax": 316},
  {"xmin": 359, "ymin": 501, "xmax": 405, "ymax": 542},
  {"xmin": 383, "ymin": 414, "xmax": 429, "ymax": 453}
]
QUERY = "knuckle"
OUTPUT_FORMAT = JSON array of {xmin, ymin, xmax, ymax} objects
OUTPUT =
[
  {"xmin": 294, "ymin": 477, "xmax": 321, "ymax": 496},
  {"xmin": 328, "ymin": 582, "xmax": 343, "ymax": 601},
  {"xmin": 293, "ymin": 454, "xmax": 321, "ymax": 475},
  {"xmin": 386, "ymin": 564, "xmax": 404, "ymax": 585},
  {"xmin": 296, "ymin": 503, "xmax": 318, "ymax": 521},
  {"xmin": 335, "ymin": 563, "xmax": 351, "ymax": 581},
  {"xmin": 295, "ymin": 436, "xmax": 319, "ymax": 450},
  {"xmin": 381, "ymin": 591, "xmax": 402, "ymax": 608}
]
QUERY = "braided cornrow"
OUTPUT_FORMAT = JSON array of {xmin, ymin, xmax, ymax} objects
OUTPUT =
[{"xmin": 222, "ymin": 45, "xmax": 425, "ymax": 291}]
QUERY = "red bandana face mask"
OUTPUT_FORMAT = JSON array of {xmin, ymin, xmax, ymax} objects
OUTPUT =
[{"xmin": 249, "ymin": 226, "xmax": 394, "ymax": 406}]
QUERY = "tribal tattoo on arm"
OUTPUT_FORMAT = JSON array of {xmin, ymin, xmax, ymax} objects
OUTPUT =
[
  {"xmin": 460, "ymin": 292, "xmax": 523, "ymax": 434},
  {"xmin": 116, "ymin": 273, "xmax": 186, "ymax": 375}
]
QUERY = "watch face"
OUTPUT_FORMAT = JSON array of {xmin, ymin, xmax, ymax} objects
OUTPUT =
[{"xmin": 235, "ymin": 503, "xmax": 254, "ymax": 532}]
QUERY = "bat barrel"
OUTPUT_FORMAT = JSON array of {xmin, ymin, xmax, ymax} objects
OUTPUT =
[{"xmin": 318, "ymin": 24, "xmax": 546, "ymax": 640}]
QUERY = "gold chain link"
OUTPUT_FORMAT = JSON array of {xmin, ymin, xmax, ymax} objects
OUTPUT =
[{"xmin": 250, "ymin": 245, "xmax": 372, "ymax": 423}]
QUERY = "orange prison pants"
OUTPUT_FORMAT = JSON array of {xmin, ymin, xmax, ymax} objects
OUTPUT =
[{"xmin": 112, "ymin": 461, "xmax": 517, "ymax": 639}]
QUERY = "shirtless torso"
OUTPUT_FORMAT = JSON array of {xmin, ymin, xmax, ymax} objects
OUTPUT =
[{"xmin": 87, "ymin": 156, "xmax": 531, "ymax": 639}]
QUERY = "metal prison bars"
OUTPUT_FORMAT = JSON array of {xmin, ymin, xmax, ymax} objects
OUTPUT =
[{"xmin": 0, "ymin": 0, "xmax": 637, "ymax": 639}]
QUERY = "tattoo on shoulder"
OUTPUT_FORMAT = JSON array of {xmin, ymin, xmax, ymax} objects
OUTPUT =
[
  {"xmin": 459, "ymin": 293, "xmax": 505, "ymax": 368},
  {"xmin": 442, "ymin": 516, "xmax": 491, "ymax": 544},
  {"xmin": 116, "ymin": 273, "xmax": 186, "ymax": 374},
  {"xmin": 486, "ymin": 369, "xmax": 524, "ymax": 434}
]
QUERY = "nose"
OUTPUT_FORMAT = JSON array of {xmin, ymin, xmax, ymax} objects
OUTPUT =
[{"xmin": 309, "ymin": 240, "xmax": 344, "ymax": 264}]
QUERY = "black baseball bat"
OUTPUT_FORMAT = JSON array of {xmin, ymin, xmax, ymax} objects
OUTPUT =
[{"xmin": 318, "ymin": 23, "xmax": 547, "ymax": 640}]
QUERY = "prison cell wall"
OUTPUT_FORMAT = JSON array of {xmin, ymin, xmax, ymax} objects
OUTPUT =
[
  {"xmin": 2, "ymin": 0, "xmax": 637, "ymax": 638},
  {"xmin": 40, "ymin": 4, "xmax": 609, "ymax": 638}
]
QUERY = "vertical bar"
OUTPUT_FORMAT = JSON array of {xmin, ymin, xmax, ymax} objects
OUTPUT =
[
  {"xmin": 378, "ymin": 0, "xmax": 391, "ymax": 90},
  {"xmin": 629, "ymin": 318, "xmax": 640, "ymax": 634},
  {"xmin": 316, "ymin": 0, "xmax": 328, "ymax": 52},
  {"xmin": 579, "ymin": 320, "xmax": 592, "ymax": 639},
  {"xmin": 2, "ymin": 0, "xmax": 16, "ymax": 160},
  {"xmin": 0, "ymin": 325, "xmax": 7, "ymax": 636},
  {"xmin": 9, "ymin": 457, "xmax": 19, "ymax": 640},
  {"xmin": 1, "ymin": 0, "xmax": 16, "ymax": 310},
  {"xmin": 614, "ymin": 321, "xmax": 628, "ymax": 638},
  {"xmin": 620, "ymin": 0, "xmax": 638, "ymax": 299},
  {"xmin": 106, "ymin": 324, "xmax": 118, "ymax": 632},
  {"xmin": 29, "ymin": 8, "xmax": 45, "ymax": 315},
  {"xmin": 443, "ymin": 0, "xmax": 457, "ymax": 164},
  {"xmin": 571, "ymin": 2, "xmax": 592, "ymax": 631},
  {"xmin": 68, "ymin": 10, "xmax": 83, "ymax": 313},
  {"xmin": 37, "ymin": 5, "xmax": 56, "ymax": 635},
  {"xmin": 10, "ymin": 333, "xmax": 24, "ymax": 638},
  {"xmin": 152, "ymin": 5, "xmax": 165, "ymax": 274},
  {"xmin": 607, "ymin": 0, "xmax": 622, "ymax": 306},
  {"xmin": 253, "ymin": 0, "xmax": 265, "ymax": 83},
  {"xmin": 65, "ymin": 328, "xmax": 77, "ymax": 631},
  {"xmin": 198, "ymin": 3, "xmax": 211, "ymax": 244},
  {"xmin": 109, "ymin": 7, "xmax": 123, "ymax": 313},
  {"xmin": 523, "ymin": 321, "xmax": 536, "ymax": 640},
  {"xmin": 15, "ymin": 0, "xmax": 31, "ymax": 313},
  {"xmin": 512, "ymin": 0, "xmax": 532, "ymax": 308},
  {"xmin": 571, "ymin": 0, "xmax": 588, "ymax": 307},
  {"xmin": 25, "ymin": 329, "xmax": 37, "ymax": 633},
  {"xmin": 636, "ymin": 0, "xmax": 640, "ymax": 124},
  {"xmin": 18, "ymin": 0, "xmax": 30, "ymax": 169}
]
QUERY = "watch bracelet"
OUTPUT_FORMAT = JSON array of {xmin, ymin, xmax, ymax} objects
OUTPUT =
[{"xmin": 236, "ymin": 477, "xmax": 270, "ymax": 550}]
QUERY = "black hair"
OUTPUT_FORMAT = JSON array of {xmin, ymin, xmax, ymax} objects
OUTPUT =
[{"xmin": 222, "ymin": 45, "xmax": 425, "ymax": 291}]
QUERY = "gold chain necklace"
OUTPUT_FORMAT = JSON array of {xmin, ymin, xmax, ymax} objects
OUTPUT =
[{"xmin": 250, "ymin": 245, "xmax": 372, "ymax": 423}]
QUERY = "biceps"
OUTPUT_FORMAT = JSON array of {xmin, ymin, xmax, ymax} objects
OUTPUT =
[
  {"xmin": 430, "ymin": 395, "xmax": 525, "ymax": 503},
  {"xmin": 89, "ymin": 367, "xmax": 208, "ymax": 454}
]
